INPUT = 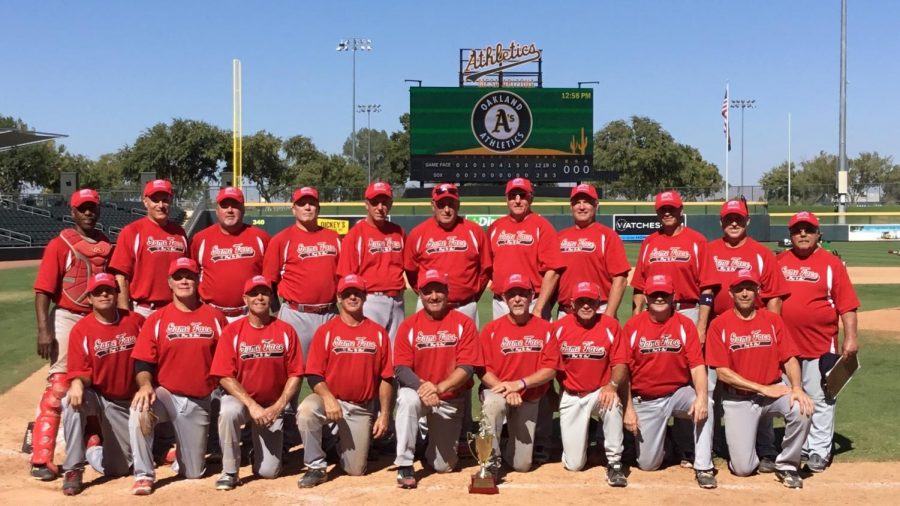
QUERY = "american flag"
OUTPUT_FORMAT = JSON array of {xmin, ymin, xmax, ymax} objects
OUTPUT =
[{"xmin": 722, "ymin": 89, "xmax": 731, "ymax": 151}]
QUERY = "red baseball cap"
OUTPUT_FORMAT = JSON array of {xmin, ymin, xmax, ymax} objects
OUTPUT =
[
  {"xmin": 70, "ymin": 188, "xmax": 100, "ymax": 208},
  {"xmin": 505, "ymin": 177, "xmax": 533, "ymax": 195},
  {"xmin": 87, "ymin": 272, "xmax": 117, "ymax": 292},
  {"xmin": 216, "ymin": 186, "xmax": 245, "ymax": 204},
  {"xmin": 504, "ymin": 273, "xmax": 533, "ymax": 292},
  {"xmin": 431, "ymin": 183, "xmax": 459, "ymax": 201},
  {"xmin": 729, "ymin": 269, "xmax": 761, "ymax": 289},
  {"xmin": 337, "ymin": 274, "xmax": 367, "ymax": 293},
  {"xmin": 168, "ymin": 257, "xmax": 199, "ymax": 276},
  {"xmin": 655, "ymin": 190, "xmax": 683, "ymax": 210},
  {"xmin": 243, "ymin": 275, "xmax": 272, "ymax": 294},
  {"xmin": 570, "ymin": 183, "xmax": 598, "ymax": 201},
  {"xmin": 788, "ymin": 211, "xmax": 820, "ymax": 229},
  {"xmin": 645, "ymin": 274, "xmax": 675, "ymax": 295},
  {"xmin": 365, "ymin": 181, "xmax": 393, "ymax": 200},
  {"xmin": 417, "ymin": 269, "xmax": 449, "ymax": 290},
  {"xmin": 571, "ymin": 281, "xmax": 601, "ymax": 301},
  {"xmin": 144, "ymin": 179, "xmax": 173, "ymax": 198},
  {"xmin": 720, "ymin": 199, "xmax": 749, "ymax": 218},
  {"xmin": 292, "ymin": 186, "xmax": 319, "ymax": 203}
]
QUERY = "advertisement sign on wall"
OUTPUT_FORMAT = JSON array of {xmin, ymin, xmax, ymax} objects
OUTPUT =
[
  {"xmin": 848, "ymin": 224, "xmax": 900, "ymax": 241},
  {"xmin": 613, "ymin": 214, "xmax": 688, "ymax": 242}
]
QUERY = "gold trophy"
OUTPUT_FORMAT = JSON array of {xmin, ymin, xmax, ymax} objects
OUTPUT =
[{"xmin": 467, "ymin": 417, "xmax": 499, "ymax": 494}]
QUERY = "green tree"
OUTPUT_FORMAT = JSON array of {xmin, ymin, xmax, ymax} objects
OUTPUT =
[
  {"xmin": 850, "ymin": 152, "xmax": 896, "ymax": 203},
  {"xmin": 343, "ymin": 128, "xmax": 390, "ymax": 185},
  {"xmin": 230, "ymin": 131, "xmax": 293, "ymax": 203},
  {"xmin": 385, "ymin": 113, "xmax": 411, "ymax": 185},
  {"xmin": 298, "ymin": 154, "xmax": 366, "ymax": 199},
  {"xmin": 0, "ymin": 115, "xmax": 59, "ymax": 193},
  {"xmin": 81, "ymin": 152, "xmax": 129, "ymax": 191}
]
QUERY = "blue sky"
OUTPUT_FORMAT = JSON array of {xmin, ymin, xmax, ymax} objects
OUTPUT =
[{"xmin": 3, "ymin": 0, "xmax": 898, "ymax": 186}]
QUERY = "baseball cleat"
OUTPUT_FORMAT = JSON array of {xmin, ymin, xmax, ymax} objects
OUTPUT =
[
  {"xmin": 695, "ymin": 469, "xmax": 717, "ymax": 489},
  {"xmin": 131, "ymin": 478, "xmax": 154, "ymax": 496},
  {"xmin": 215, "ymin": 472, "xmax": 241, "ymax": 491},
  {"xmin": 298, "ymin": 468, "xmax": 327, "ymax": 488},
  {"xmin": 606, "ymin": 462, "xmax": 627, "ymax": 488},
  {"xmin": 30, "ymin": 463, "xmax": 59, "ymax": 481},
  {"xmin": 805, "ymin": 454, "xmax": 827, "ymax": 473},
  {"xmin": 757, "ymin": 455, "xmax": 777, "ymax": 473},
  {"xmin": 61, "ymin": 470, "xmax": 83, "ymax": 496},
  {"xmin": 396, "ymin": 466, "xmax": 417, "ymax": 489},
  {"xmin": 775, "ymin": 469, "xmax": 803, "ymax": 489}
]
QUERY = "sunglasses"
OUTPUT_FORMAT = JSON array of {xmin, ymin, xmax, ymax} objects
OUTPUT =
[
  {"xmin": 789, "ymin": 225, "xmax": 819, "ymax": 235},
  {"xmin": 434, "ymin": 187, "xmax": 458, "ymax": 196},
  {"xmin": 171, "ymin": 272, "xmax": 197, "ymax": 281}
]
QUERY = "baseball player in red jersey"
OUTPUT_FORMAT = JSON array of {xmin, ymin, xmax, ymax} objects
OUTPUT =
[
  {"xmin": 488, "ymin": 178, "xmax": 562, "ymax": 319},
  {"xmin": 404, "ymin": 183, "xmax": 491, "ymax": 325},
  {"xmin": 777, "ymin": 211, "xmax": 859, "ymax": 473},
  {"xmin": 109, "ymin": 179, "xmax": 188, "ymax": 317},
  {"xmin": 706, "ymin": 269, "xmax": 813, "ymax": 489},
  {"xmin": 392, "ymin": 269, "xmax": 481, "ymax": 488},
  {"xmin": 191, "ymin": 187, "xmax": 270, "ymax": 322},
  {"xmin": 263, "ymin": 186, "xmax": 341, "ymax": 363},
  {"xmin": 60, "ymin": 273, "xmax": 144, "ymax": 495},
  {"xmin": 479, "ymin": 274, "xmax": 560, "ymax": 474},
  {"xmin": 553, "ymin": 281, "xmax": 628, "ymax": 486},
  {"xmin": 30, "ymin": 188, "xmax": 111, "ymax": 481},
  {"xmin": 557, "ymin": 183, "xmax": 631, "ymax": 319},
  {"xmin": 621, "ymin": 274, "xmax": 716, "ymax": 489},
  {"xmin": 209, "ymin": 275, "xmax": 304, "ymax": 490},
  {"xmin": 337, "ymin": 181, "xmax": 406, "ymax": 338},
  {"xmin": 127, "ymin": 257, "xmax": 227, "ymax": 495}
]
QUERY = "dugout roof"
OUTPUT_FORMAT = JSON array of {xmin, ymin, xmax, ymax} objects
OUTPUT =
[{"xmin": 0, "ymin": 129, "xmax": 67, "ymax": 152}]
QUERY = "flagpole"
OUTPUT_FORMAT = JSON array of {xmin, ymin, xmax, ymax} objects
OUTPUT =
[
  {"xmin": 725, "ymin": 83, "xmax": 730, "ymax": 199},
  {"xmin": 788, "ymin": 112, "xmax": 792, "ymax": 206}
]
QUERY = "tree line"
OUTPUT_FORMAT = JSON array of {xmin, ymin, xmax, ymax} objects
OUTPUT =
[{"xmin": 760, "ymin": 151, "xmax": 900, "ymax": 204}]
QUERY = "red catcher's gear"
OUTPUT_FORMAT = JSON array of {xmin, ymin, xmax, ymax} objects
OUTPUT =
[
  {"xmin": 30, "ymin": 373, "xmax": 69, "ymax": 465},
  {"xmin": 58, "ymin": 229, "xmax": 111, "ymax": 308}
]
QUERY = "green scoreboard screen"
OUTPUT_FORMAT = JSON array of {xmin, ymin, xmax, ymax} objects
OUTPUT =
[{"xmin": 409, "ymin": 87, "xmax": 594, "ymax": 183}]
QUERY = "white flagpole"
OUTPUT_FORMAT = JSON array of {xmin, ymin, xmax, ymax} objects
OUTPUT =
[
  {"xmin": 725, "ymin": 83, "xmax": 730, "ymax": 199},
  {"xmin": 788, "ymin": 113, "xmax": 792, "ymax": 206}
]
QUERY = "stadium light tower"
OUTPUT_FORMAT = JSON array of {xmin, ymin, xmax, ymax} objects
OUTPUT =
[
  {"xmin": 730, "ymin": 98, "xmax": 756, "ymax": 193},
  {"xmin": 337, "ymin": 38, "xmax": 372, "ymax": 163},
  {"xmin": 357, "ymin": 104, "xmax": 381, "ymax": 184}
]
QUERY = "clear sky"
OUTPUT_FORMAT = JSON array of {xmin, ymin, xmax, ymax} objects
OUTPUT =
[{"xmin": 3, "ymin": 0, "xmax": 898, "ymax": 186}]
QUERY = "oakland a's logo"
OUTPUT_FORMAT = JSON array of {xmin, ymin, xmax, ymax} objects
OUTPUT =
[{"xmin": 471, "ymin": 91, "xmax": 532, "ymax": 153}]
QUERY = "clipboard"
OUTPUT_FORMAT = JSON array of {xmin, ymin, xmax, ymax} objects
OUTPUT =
[{"xmin": 823, "ymin": 354, "xmax": 860, "ymax": 399}]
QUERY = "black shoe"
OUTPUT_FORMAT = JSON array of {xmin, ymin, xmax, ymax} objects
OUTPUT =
[
  {"xmin": 758, "ymin": 455, "xmax": 777, "ymax": 473},
  {"xmin": 695, "ymin": 469, "xmax": 717, "ymax": 489},
  {"xmin": 298, "ymin": 468, "xmax": 327, "ymax": 489},
  {"xmin": 62, "ymin": 470, "xmax": 83, "ymax": 496},
  {"xmin": 606, "ymin": 462, "xmax": 627, "ymax": 487},
  {"xmin": 775, "ymin": 469, "xmax": 803, "ymax": 489},
  {"xmin": 396, "ymin": 466, "xmax": 417, "ymax": 489},
  {"xmin": 215, "ymin": 472, "xmax": 240, "ymax": 491},
  {"xmin": 805, "ymin": 454, "xmax": 828, "ymax": 473},
  {"xmin": 30, "ymin": 464, "xmax": 58, "ymax": 481}
]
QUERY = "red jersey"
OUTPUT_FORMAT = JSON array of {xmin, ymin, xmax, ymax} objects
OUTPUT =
[
  {"xmin": 263, "ymin": 225, "xmax": 341, "ymax": 305},
  {"xmin": 631, "ymin": 227, "xmax": 707, "ymax": 302},
  {"xmin": 776, "ymin": 247, "xmax": 860, "ymax": 359},
  {"xmin": 556, "ymin": 222, "xmax": 631, "ymax": 306},
  {"xmin": 488, "ymin": 213, "xmax": 562, "ymax": 294},
  {"xmin": 132, "ymin": 303, "xmax": 226, "ymax": 398},
  {"xmin": 210, "ymin": 317, "xmax": 304, "ymax": 406},
  {"xmin": 701, "ymin": 237, "xmax": 789, "ymax": 316},
  {"xmin": 404, "ymin": 217, "xmax": 491, "ymax": 304},
  {"xmin": 479, "ymin": 315, "xmax": 560, "ymax": 401},
  {"xmin": 394, "ymin": 309, "xmax": 482, "ymax": 400},
  {"xmin": 337, "ymin": 220, "xmax": 406, "ymax": 294},
  {"xmin": 305, "ymin": 317, "xmax": 393, "ymax": 404},
  {"xmin": 108, "ymin": 218, "xmax": 188, "ymax": 303},
  {"xmin": 706, "ymin": 309, "xmax": 797, "ymax": 387},
  {"xmin": 34, "ymin": 232, "xmax": 112, "ymax": 314},
  {"xmin": 623, "ymin": 312, "xmax": 704, "ymax": 398},
  {"xmin": 67, "ymin": 309, "xmax": 145, "ymax": 400},
  {"xmin": 553, "ymin": 314, "xmax": 627, "ymax": 394},
  {"xmin": 191, "ymin": 224, "xmax": 271, "ymax": 308}
]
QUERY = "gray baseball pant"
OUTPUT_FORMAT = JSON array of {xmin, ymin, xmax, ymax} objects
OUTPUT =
[
  {"xmin": 218, "ymin": 395, "xmax": 284, "ymax": 478},
  {"xmin": 481, "ymin": 389, "xmax": 539, "ymax": 472},
  {"xmin": 559, "ymin": 389, "xmax": 623, "ymax": 471},
  {"xmin": 48, "ymin": 307, "xmax": 83, "ymax": 375},
  {"xmin": 62, "ymin": 389, "xmax": 132, "ymax": 476},
  {"xmin": 722, "ymin": 387, "xmax": 812, "ymax": 476},
  {"xmin": 632, "ymin": 385, "xmax": 714, "ymax": 472},
  {"xmin": 297, "ymin": 393, "xmax": 374, "ymax": 476},
  {"xmin": 129, "ymin": 386, "xmax": 211, "ymax": 481},
  {"xmin": 800, "ymin": 358, "xmax": 836, "ymax": 460},
  {"xmin": 363, "ymin": 294, "xmax": 405, "ymax": 341},
  {"xmin": 394, "ymin": 387, "xmax": 464, "ymax": 472},
  {"xmin": 277, "ymin": 306, "xmax": 337, "ymax": 368}
]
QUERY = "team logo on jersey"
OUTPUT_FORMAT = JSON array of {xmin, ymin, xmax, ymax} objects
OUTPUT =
[
  {"xmin": 728, "ymin": 330, "xmax": 773, "ymax": 351},
  {"xmin": 499, "ymin": 335, "xmax": 543, "ymax": 355},
  {"xmin": 93, "ymin": 332, "xmax": 137, "ymax": 358},
  {"xmin": 495, "ymin": 230, "xmax": 535, "ymax": 246},
  {"xmin": 210, "ymin": 243, "xmax": 256, "ymax": 262},
  {"xmin": 471, "ymin": 91, "xmax": 532, "ymax": 153},
  {"xmin": 239, "ymin": 339, "xmax": 286, "ymax": 360},
  {"xmin": 146, "ymin": 236, "xmax": 186, "ymax": 254},
  {"xmin": 559, "ymin": 238, "xmax": 596, "ymax": 253},
  {"xmin": 165, "ymin": 321, "xmax": 215, "ymax": 340},
  {"xmin": 780, "ymin": 265, "xmax": 820, "ymax": 283},
  {"xmin": 424, "ymin": 236, "xmax": 469, "ymax": 255},
  {"xmin": 332, "ymin": 336, "xmax": 378, "ymax": 354},
  {"xmin": 367, "ymin": 237, "xmax": 402, "ymax": 254},
  {"xmin": 713, "ymin": 255, "xmax": 752, "ymax": 273},
  {"xmin": 559, "ymin": 341, "xmax": 607, "ymax": 360},
  {"xmin": 414, "ymin": 330, "xmax": 459, "ymax": 350},
  {"xmin": 647, "ymin": 247, "xmax": 691, "ymax": 263},
  {"xmin": 296, "ymin": 242, "xmax": 338, "ymax": 259},
  {"xmin": 638, "ymin": 334, "xmax": 683, "ymax": 354}
]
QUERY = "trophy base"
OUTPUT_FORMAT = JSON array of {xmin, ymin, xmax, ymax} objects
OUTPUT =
[{"xmin": 469, "ymin": 474, "xmax": 499, "ymax": 494}]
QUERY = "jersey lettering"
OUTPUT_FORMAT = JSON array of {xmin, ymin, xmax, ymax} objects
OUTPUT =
[
  {"xmin": 500, "ymin": 335, "xmax": 543, "ymax": 355},
  {"xmin": 414, "ymin": 330, "xmax": 459, "ymax": 349},
  {"xmin": 728, "ymin": 329, "xmax": 774, "ymax": 351},
  {"xmin": 93, "ymin": 332, "xmax": 137, "ymax": 358},
  {"xmin": 424, "ymin": 236, "xmax": 469, "ymax": 254}
]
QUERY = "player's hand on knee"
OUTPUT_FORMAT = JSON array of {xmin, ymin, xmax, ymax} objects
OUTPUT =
[
  {"xmin": 131, "ymin": 384, "xmax": 156, "ymax": 411},
  {"xmin": 372, "ymin": 414, "xmax": 390, "ymax": 438},
  {"xmin": 323, "ymin": 396, "xmax": 343, "ymax": 422},
  {"xmin": 791, "ymin": 387, "xmax": 814, "ymax": 416},
  {"xmin": 422, "ymin": 392, "xmax": 441, "ymax": 408},
  {"xmin": 505, "ymin": 391, "xmax": 523, "ymax": 407},
  {"xmin": 624, "ymin": 406, "xmax": 640, "ymax": 435},
  {"xmin": 599, "ymin": 384, "xmax": 618, "ymax": 410},
  {"xmin": 417, "ymin": 381, "xmax": 438, "ymax": 400},
  {"xmin": 689, "ymin": 397, "xmax": 708, "ymax": 423},
  {"xmin": 68, "ymin": 382, "xmax": 84, "ymax": 411},
  {"xmin": 760, "ymin": 383, "xmax": 791, "ymax": 399},
  {"xmin": 249, "ymin": 403, "xmax": 269, "ymax": 425}
]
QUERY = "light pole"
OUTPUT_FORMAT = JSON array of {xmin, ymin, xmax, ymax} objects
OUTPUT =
[
  {"xmin": 404, "ymin": 79, "xmax": 423, "ymax": 87},
  {"xmin": 577, "ymin": 81, "xmax": 599, "ymax": 88},
  {"xmin": 337, "ymin": 38, "xmax": 372, "ymax": 163},
  {"xmin": 730, "ymin": 98, "xmax": 756, "ymax": 194},
  {"xmin": 357, "ymin": 104, "xmax": 381, "ymax": 184}
]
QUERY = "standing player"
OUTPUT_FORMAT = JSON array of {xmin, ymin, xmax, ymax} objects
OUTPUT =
[
  {"xmin": 392, "ymin": 269, "xmax": 481, "ymax": 488},
  {"xmin": 621, "ymin": 274, "xmax": 717, "ymax": 489},
  {"xmin": 296, "ymin": 274, "xmax": 393, "ymax": 488},
  {"xmin": 557, "ymin": 183, "xmax": 631, "ymax": 319},
  {"xmin": 706, "ymin": 270, "xmax": 813, "ymax": 488},
  {"xmin": 31, "ymin": 188, "xmax": 111, "ymax": 481},
  {"xmin": 404, "ymin": 183, "xmax": 491, "ymax": 324},
  {"xmin": 127, "ymin": 258, "xmax": 227, "ymax": 495},
  {"xmin": 479, "ymin": 274, "xmax": 559, "ymax": 474},
  {"xmin": 209, "ymin": 275, "xmax": 304, "ymax": 490},
  {"xmin": 60, "ymin": 273, "xmax": 144, "ymax": 495},
  {"xmin": 488, "ymin": 177, "xmax": 562, "ymax": 319},
  {"xmin": 263, "ymin": 186, "xmax": 341, "ymax": 362},
  {"xmin": 553, "ymin": 281, "xmax": 628, "ymax": 487},
  {"xmin": 337, "ymin": 181, "xmax": 406, "ymax": 338},
  {"xmin": 191, "ymin": 186, "xmax": 270, "ymax": 322},
  {"xmin": 109, "ymin": 179, "xmax": 188, "ymax": 316},
  {"xmin": 777, "ymin": 211, "xmax": 859, "ymax": 473}
]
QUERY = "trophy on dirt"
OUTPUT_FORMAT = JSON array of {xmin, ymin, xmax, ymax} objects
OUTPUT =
[{"xmin": 467, "ymin": 416, "xmax": 499, "ymax": 494}]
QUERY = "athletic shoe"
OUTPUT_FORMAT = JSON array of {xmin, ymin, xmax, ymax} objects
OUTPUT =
[
  {"xmin": 131, "ymin": 478, "xmax": 154, "ymax": 496},
  {"xmin": 164, "ymin": 447, "xmax": 177, "ymax": 465},
  {"xmin": 806, "ymin": 453, "xmax": 828, "ymax": 473},
  {"xmin": 215, "ymin": 472, "xmax": 240, "ymax": 491},
  {"xmin": 396, "ymin": 466, "xmax": 417, "ymax": 489},
  {"xmin": 775, "ymin": 469, "xmax": 803, "ymax": 489},
  {"xmin": 62, "ymin": 470, "xmax": 83, "ymax": 496},
  {"xmin": 30, "ymin": 463, "xmax": 58, "ymax": 481},
  {"xmin": 606, "ymin": 462, "xmax": 627, "ymax": 488},
  {"xmin": 695, "ymin": 469, "xmax": 717, "ymax": 489},
  {"xmin": 297, "ymin": 468, "xmax": 327, "ymax": 489},
  {"xmin": 757, "ymin": 455, "xmax": 777, "ymax": 473}
]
